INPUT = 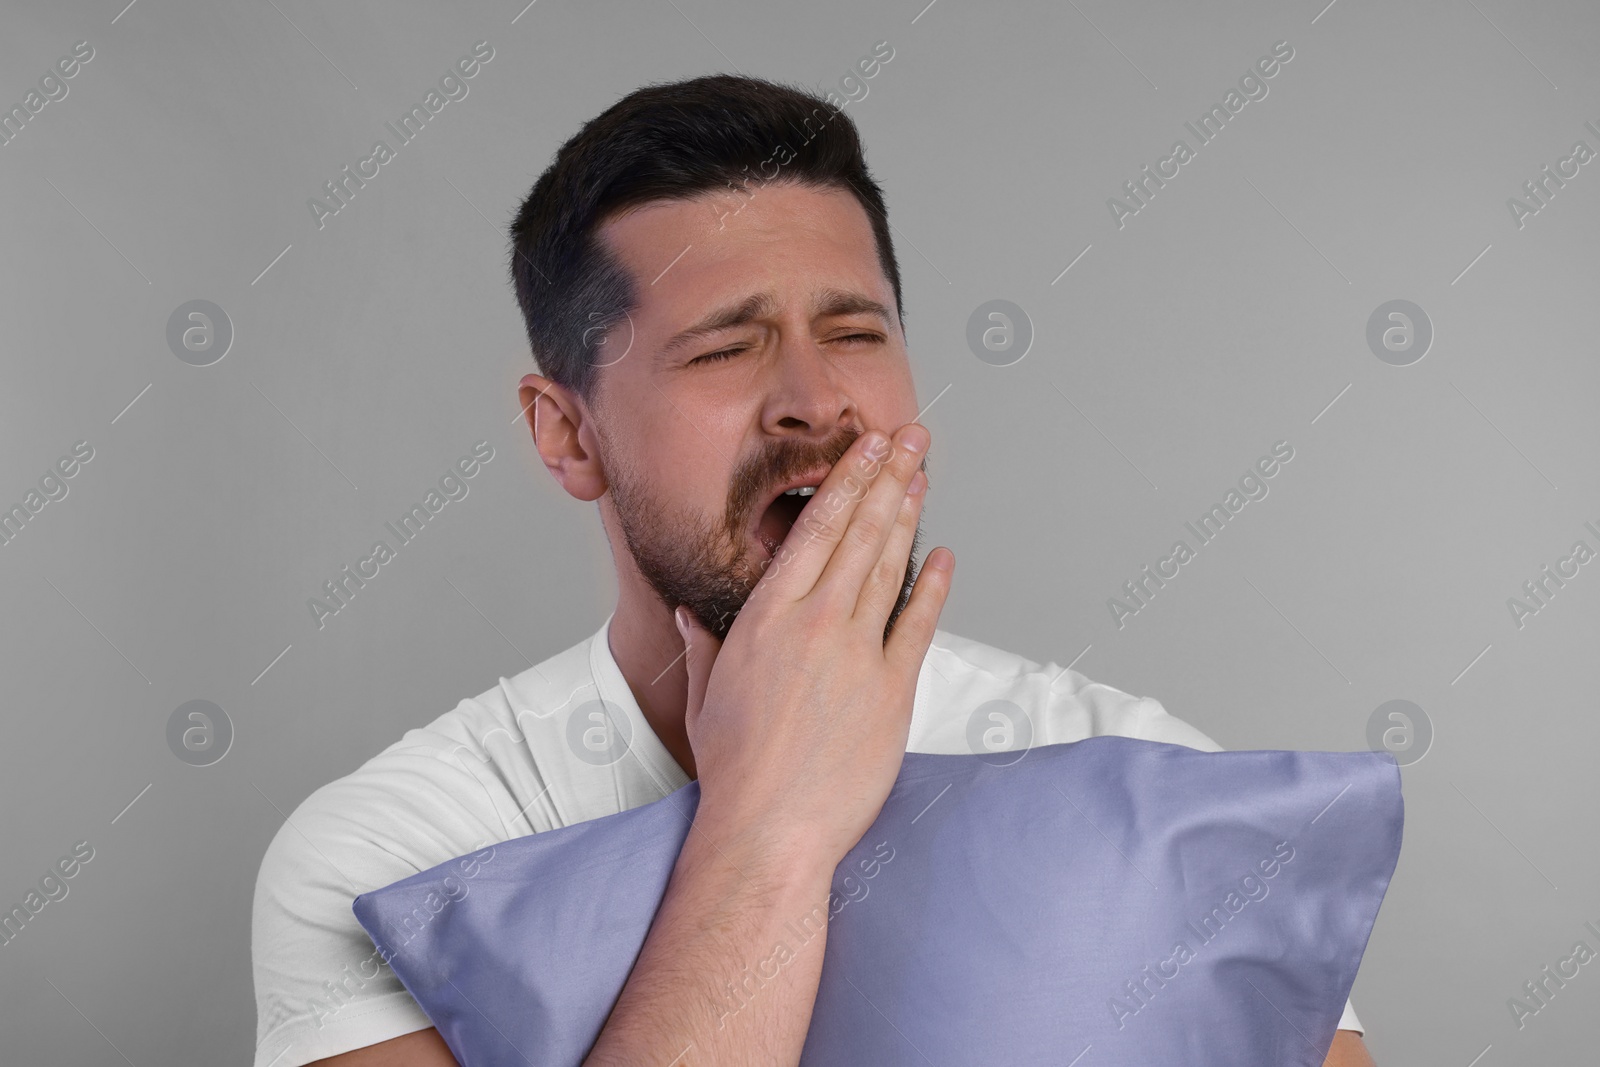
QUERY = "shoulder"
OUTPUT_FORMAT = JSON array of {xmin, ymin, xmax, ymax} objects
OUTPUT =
[
  {"xmin": 252, "ymin": 642, "xmax": 595, "ymax": 920},
  {"xmin": 911, "ymin": 627, "xmax": 1223, "ymax": 754},
  {"xmin": 251, "ymin": 637, "xmax": 597, "ymax": 1065},
  {"xmin": 248, "ymin": 696, "xmax": 509, "ymax": 1063},
  {"xmin": 253, "ymin": 624, "xmax": 612, "ymax": 922},
  {"xmin": 254, "ymin": 721, "xmax": 496, "ymax": 894}
]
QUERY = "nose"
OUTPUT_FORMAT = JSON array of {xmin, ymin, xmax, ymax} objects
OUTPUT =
[{"xmin": 759, "ymin": 335, "xmax": 859, "ymax": 439}]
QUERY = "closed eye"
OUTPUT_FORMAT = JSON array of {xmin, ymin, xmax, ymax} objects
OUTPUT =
[{"xmin": 689, "ymin": 333, "xmax": 883, "ymax": 365}]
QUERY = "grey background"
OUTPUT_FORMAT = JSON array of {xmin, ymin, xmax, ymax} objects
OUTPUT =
[{"xmin": 2, "ymin": 0, "xmax": 1596, "ymax": 1063}]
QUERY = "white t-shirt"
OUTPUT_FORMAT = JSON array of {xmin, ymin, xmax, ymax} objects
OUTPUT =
[{"xmin": 251, "ymin": 614, "xmax": 1362, "ymax": 1065}]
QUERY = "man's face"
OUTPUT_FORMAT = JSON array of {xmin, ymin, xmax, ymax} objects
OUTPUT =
[{"xmin": 587, "ymin": 181, "xmax": 926, "ymax": 641}]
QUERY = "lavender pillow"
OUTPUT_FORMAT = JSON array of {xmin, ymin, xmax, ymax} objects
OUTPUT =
[{"xmin": 353, "ymin": 735, "xmax": 1402, "ymax": 1066}]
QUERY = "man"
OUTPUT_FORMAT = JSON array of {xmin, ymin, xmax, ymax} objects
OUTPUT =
[{"xmin": 252, "ymin": 73, "xmax": 1375, "ymax": 1065}]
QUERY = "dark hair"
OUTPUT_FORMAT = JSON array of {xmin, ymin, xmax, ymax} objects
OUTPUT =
[{"xmin": 507, "ymin": 72, "xmax": 904, "ymax": 408}]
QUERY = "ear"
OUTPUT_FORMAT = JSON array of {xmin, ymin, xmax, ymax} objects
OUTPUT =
[{"xmin": 519, "ymin": 372, "xmax": 608, "ymax": 502}]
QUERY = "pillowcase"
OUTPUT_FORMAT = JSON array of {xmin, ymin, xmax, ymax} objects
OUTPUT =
[{"xmin": 353, "ymin": 735, "xmax": 1402, "ymax": 1066}]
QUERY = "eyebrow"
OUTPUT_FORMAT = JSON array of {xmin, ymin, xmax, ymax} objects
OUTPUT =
[{"xmin": 657, "ymin": 287, "xmax": 894, "ymax": 360}]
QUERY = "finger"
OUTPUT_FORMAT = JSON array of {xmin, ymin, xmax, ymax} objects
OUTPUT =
[
  {"xmin": 675, "ymin": 605, "xmax": 722, "ymax": 729},
  {"xmin": 884, "ymin": 547, "xmax": 954, "ymax": 676},
  {"xmin": 812, "ymin": 423, "xmax": 928, "ymax": 608},
  {"xmin": 853, "ymin": 466, "xmax": 927, "ymax": 624},
  {"xmin": 752, "ymin": 428, "xmax": 897, "ymax": 600}
]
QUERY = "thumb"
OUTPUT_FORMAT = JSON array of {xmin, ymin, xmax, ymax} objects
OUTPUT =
[{"xmin": 674, "ymin": 605, "xmax": 721, "ymax": 726}]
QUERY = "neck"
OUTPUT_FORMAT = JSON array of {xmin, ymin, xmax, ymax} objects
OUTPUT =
[{"xmin": 606, "ymin": 587, "xmax": 696, "ymax": 780}]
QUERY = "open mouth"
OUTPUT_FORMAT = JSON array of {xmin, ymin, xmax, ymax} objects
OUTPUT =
[{"xmin": 753, "ymin": 484, "xmax": 820, "ymax": 558}]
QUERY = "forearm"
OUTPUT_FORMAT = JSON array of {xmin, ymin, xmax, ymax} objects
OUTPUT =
[
  {"xmin": 1322, "ymin": 1030, "xmax": 1376, "ymax": 1066},
  {"xmin": 583, "ymin": 813, "xmax": 838, "ymax": 1066}
]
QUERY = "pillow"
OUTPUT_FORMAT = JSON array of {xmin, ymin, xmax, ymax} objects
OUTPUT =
[{"xmin": 353, "ymin": 735, "xmax": 1402, "ymax": 1066}]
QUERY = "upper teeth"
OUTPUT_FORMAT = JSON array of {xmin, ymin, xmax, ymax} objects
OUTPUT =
[{"xmin": 783, "ymin": 486, "xmax": 819, "ymax": 496}]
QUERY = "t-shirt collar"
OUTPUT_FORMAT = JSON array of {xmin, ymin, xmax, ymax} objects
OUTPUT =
[
  {"xmin": 588, "ymin": 610, "xmax": 694, "ymax": 799},
  {"xmin": 589, "ymin": 609, "xmax": 943, "ymax": 773}
]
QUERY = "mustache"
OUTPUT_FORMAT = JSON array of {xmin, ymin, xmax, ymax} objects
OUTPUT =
[{"xmin": 726, "ymin": 426, "xmax": 863, "ymax": 529}]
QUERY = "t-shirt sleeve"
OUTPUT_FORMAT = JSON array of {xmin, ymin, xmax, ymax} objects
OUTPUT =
[
  {"xmin": 251, "ymin": 749, "xmax": 513, "ymax": 1067},
  {"xmin": 1126, "ymin": 695, "xmax": 1225, "ymax": 752}
]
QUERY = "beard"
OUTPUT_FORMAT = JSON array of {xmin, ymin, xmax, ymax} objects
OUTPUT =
[{"xmin": 603, "ymin": 425, "xmax": 926, "ymax": 644}]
